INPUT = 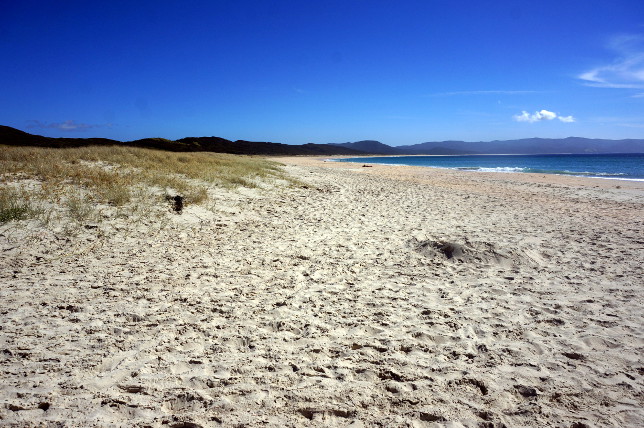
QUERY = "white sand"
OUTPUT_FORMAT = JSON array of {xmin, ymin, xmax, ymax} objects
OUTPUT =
[{"xmin": 1, "ymin": 157, "xmax": 643, "ymax": 427}]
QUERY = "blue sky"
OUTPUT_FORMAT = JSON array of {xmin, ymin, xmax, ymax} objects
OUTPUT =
[{"xmin": 1, "ymin": 0, "xmax": 643, "ymax": 145}]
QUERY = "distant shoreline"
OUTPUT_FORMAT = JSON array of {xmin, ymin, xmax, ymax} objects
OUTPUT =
[
  {"xmin": 275, "ymin": 155, "xmax": 644, "ymax": 189},
  {"xmin": 324, "ymin": 152, "xmax": 644, "ymax": 157},
  {"xmin": 324, "ymin": 153, "xmax": 644, "ymax": 182}
]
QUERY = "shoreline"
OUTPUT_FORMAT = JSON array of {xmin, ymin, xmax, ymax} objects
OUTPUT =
[
  {"xmin": 276, "ymin": 155, "xmax": 644, "ymax": 192},
  {"xmin": 1, "ymin": 157, "xmax": 643, "ymax": 426},
  {"xmin": 318, "ymin": 153, "xmax": 644, "ymax": 183},
  {"xmin": 319, "ymin": 151, "xmax": 644, "ymax": 156}
]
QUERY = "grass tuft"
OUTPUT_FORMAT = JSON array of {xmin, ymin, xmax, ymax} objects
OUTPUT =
[
  {"xmin": 65, "ymin": 192, "xmax": 96, "ymax": 223},
  {"xmin": 0, "ymin": 187, "xmax": 39, "ymax": 223}
]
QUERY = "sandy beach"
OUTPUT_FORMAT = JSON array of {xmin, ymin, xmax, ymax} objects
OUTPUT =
[{"xmin": 1, "ymin": 156, "xmax": 643, "ymax": 427}]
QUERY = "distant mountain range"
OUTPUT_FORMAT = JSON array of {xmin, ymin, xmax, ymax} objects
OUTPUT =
[
  {"xmin": 334, "ymin": 137, "xmax": 644, "ymax": 155},
  {"xmin": 1, "ymin": 125, "xmax": 643, "ymax": 156}
]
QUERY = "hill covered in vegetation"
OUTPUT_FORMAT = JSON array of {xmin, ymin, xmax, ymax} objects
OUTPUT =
[{"xmin": 0, "ymin": 126, "xmax": 366, "ymax": 156}]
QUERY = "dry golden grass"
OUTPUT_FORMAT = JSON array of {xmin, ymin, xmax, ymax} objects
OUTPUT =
[
  {"xmin": 0, "ymin": 187, "xmax": 40, "ymax": 222},
  {"xmin": 0, "ymin": 144, "xmax": 296, "ymax": 227}
]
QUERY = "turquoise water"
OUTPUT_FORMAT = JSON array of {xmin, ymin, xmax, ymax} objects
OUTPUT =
[{"xmin": 333, "ymin": 153, "xmax": 644, "ymax": 181}]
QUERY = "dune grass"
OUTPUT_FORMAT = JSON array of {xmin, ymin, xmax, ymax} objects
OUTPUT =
[
  {"xmin": 0, "ymin": 145, "xmax": 295, "ymax": 227},
  {"xmin": 0, "ymin": 187, "xmax": 40, "ymax": 222}
]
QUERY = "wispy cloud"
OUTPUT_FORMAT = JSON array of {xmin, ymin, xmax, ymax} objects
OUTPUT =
[
  {"xmin": 558, "ymin": 115, "xmax": 575, "ymax": 123},
  {"xmin": 431, "ymin": 90, "xmax": 539, "ymax": 97},
  {"xmin": 588, "ymin": 115, "xmax": 644, "ymax": 128},
  {"xmin": 513, "ymin": 109, "xmax": 575, "ymax": 123},
  {"xmin": 385, "ymin": 115, "xmax": 417, "ymax": 120},
  {"xmin": 579, "ymin": 34, "xmax": 644, "ymax": 89},
  {"xmin": 619, "ymin": 123, "xmax": 644, "ymax": 128},
  {"xmin": 27, "ymin": 120, "xmax": 111, "ymax": 131}
]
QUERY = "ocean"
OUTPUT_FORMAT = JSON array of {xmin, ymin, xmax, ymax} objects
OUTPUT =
[{"xmin": 333, "ymin": 153, "xmax": 644, "ymax": 181}]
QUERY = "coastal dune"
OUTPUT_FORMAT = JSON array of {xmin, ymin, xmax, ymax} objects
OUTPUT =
[{"xmin": 1, "ymin": 157, "xmax": 643, "ymax": 427}]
